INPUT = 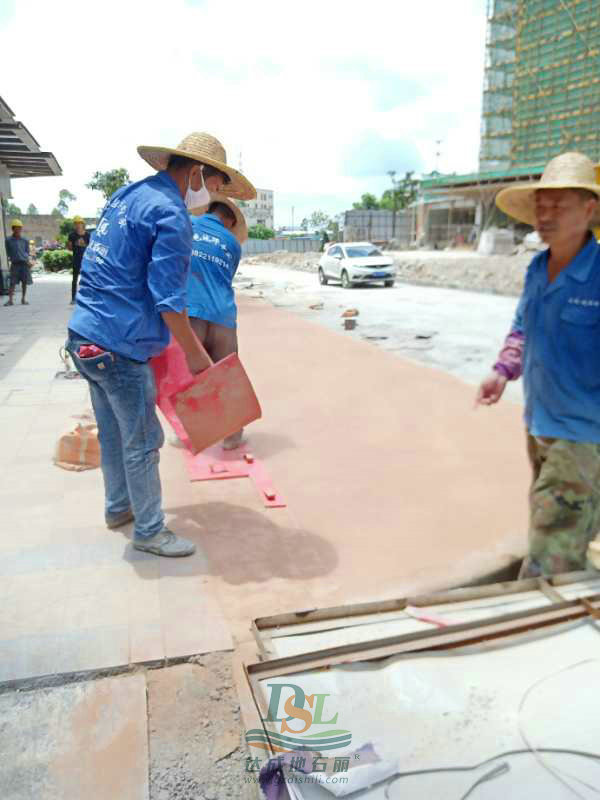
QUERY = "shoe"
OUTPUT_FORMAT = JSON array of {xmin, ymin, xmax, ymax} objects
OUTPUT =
[
  {"xmin": 21, "ymin": 300, "xmax": 29, "ymax": 305},
  {"xmin": 4, "ymin": 301, "xmax": 13, "ymax": 307},
  {"xmin": 222, "ymin": 435, "xmax": 248, "ymax": 451},
  {"xmin": 70, "ymin": 299, "xmax": 75, "ymax": 305},
  {"xmin": 105, "ymin": 509, "xmax": 135, "ymax": 529},
  {"xmin": 133, "ymin": 528, "xmax": 196, "ymax": 557}
]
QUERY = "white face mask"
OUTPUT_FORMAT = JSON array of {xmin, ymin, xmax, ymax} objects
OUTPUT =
[{"xmin": 185, "ymin": 166, "xmax": 210, "ymax": 210}]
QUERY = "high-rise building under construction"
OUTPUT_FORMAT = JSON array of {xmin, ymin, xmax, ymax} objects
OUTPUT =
[{"xmin": 480, "ymin": 0, "xmax": 600, "ymax": 172}]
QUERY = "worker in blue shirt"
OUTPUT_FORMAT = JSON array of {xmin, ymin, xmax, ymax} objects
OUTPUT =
[
  {"xmin": 477, "ymin": 152, "xmax": 600, "ymax": 577},
  {"xmin": 4, "ymin": 219, "xmax": 32, "ymax": 306},
  {"xmin": 186, "ymin": 193, "xmax": 247, "ymax": 450},
  {"xmin": 66, "ymin": 132, "xmax": 256, "ymax": 558}
]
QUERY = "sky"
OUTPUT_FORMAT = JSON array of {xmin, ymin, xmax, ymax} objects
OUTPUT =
[{"xmin": 1, "ymin": 0, "xmax": 487, "ymax": 228}]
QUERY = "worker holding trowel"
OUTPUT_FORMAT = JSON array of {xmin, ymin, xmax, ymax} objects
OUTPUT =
[
  {"xmin": 185, "ymin": 193, "xmax": 248, "ymax": 450},
  {"xmin": 476, "ymin": 152, "xmax": 600, "ymax": 578},
  {"xmin": 66, "ymin": 132, "xmax": 255, "ymax": 558}
]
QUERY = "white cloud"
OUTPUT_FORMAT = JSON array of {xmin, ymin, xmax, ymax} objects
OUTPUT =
[{"xmin": 2, "ymin": 0, "xmax": 487, "ymax": 226}]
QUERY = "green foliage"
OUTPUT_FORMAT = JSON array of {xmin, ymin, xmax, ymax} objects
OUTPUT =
[
  {"xmin": 59, "ymin": 218, "xmax": 74, "ymax": 237},
  {"xmin": 27, "ymin": 203, "xmax": 38, "ymax": 214},
  {"xmin": 352, "ymin": 193, "xmax": 380, "ymax": 210},
  {"xmin": 352, "ymin": 172, "xmax": 419, "ymax": 212},
  {"xmin": 56, "ymin": 189, "xmax": 76, "ymax": 216},
  {"xmin": 380, "ymin": 171, "xmax": 419, "ymax": 211},
  {"xmin": 87, "ymin": 168, "xmax": 131, "ymax": 201},
  {"xmin": 6, "ymin": 201, "xmax": 22, "ymax": 216},
  {"xmin": 300, "ymin": 210, "xmax": 335, "ymax": 231},
  {"xmin": 51, "ymin": 208, "xmax": 63, "ymax": 217},
  {"xmin": 42, "ymin": 249, "xmax": 73, "ymax": 272},
  {"xmin": 248, "ymin": 224, "xmax": 275, "ymax": 239}
]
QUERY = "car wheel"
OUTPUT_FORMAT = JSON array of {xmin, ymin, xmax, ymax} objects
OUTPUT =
[
  {"xmin": 341, "ymin": 270, "xmax": 353, "ymax": 289},
  {"xmin": 318, "ymin": 268, "xmax": 328, "ymax": 285},
  {"xmin": 384, "ymin": 280, "xmax": 395, "ymax": 288}
]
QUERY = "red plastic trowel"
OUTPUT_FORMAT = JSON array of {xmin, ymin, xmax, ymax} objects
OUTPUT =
[{"xmin": 151, "ymin": 340, "xmax": 261, "ymax": 453}]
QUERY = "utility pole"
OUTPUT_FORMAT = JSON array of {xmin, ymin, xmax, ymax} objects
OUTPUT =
[
  {"xmin": 387, "ymin": 169, "xmax": 397, "ymax": 243},
  {"xmin": 291, "ymin": 206, "xmax": 294, "ymax": 230}
]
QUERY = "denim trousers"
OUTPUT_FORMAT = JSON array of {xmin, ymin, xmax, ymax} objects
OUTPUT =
[{"xmin": 66, "ymin": 331, "xmax": 165, "ymax": 538}]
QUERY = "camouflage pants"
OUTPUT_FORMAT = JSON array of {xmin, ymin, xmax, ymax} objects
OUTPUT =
[{"xmin": 519, "ymin": 435, "xmax": 600, "ymax": 578}]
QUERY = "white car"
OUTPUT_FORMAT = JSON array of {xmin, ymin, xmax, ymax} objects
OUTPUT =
[{"xmin": 318, "ymin": 242, "xmax": 396, "ymax": 288}]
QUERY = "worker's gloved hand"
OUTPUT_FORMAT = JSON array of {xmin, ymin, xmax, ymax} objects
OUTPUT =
[
  {"xmin": 185, "ymin": 346, "xmax": 212, "ymax": 376},
  {"xmin": 476, "ymin": 371, "xmax": 507, "ymax": 406}
]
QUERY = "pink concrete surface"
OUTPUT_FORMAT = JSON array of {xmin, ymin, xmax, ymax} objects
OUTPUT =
[
  {"xmin": 0, "ymin": 280, "xmax": 530, "ymax": 682},
  {"xmin": 161, "ymin": 295, "xmax": 530, "ymax": 643}
]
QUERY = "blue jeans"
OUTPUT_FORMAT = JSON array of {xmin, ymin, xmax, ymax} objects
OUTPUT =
[{"xmin": 66, "ymin": 331, "xmax": 165, "ymax": 539}]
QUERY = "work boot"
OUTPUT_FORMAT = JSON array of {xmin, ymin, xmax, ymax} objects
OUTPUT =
[
  {"xmin": 133, "ymin": 528, "xmax": 196, "ymax": 557},
  {"xmin": 105, "ymin": 509, "xmax": 135, "ymax": 529}
]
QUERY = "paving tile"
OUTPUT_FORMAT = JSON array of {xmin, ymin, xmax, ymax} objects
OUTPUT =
[{"xmin": 0, "ymin": 674, "xmax": 149, "ymax": 800}]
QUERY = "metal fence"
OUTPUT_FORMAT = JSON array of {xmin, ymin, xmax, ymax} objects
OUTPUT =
[
  {"xmin": 241, "ymin": 237, "xmax": 321, "ymax": 256},
  {"xmin": 343, "ymin": 209, "xmax": 414, "ymax": 246}
]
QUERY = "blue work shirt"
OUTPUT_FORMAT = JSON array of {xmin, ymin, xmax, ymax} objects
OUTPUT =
[
  {"xmin": 5, "ymin": 235, "xmax": 30, "ymax": 263},
  {"xmin": 69, "ymin": 171, "xmax": 191, "ymax": 362},
  {"xmin": 186, "ymin": 213, "xmax": 241, "ymax": 329},
  {"xmin": 512, "ymin": 234, "xmax": 600, "ymax": 442}
]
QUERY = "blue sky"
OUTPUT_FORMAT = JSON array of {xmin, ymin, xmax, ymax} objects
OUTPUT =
[{"xmin": 1, "ymin": 0, "xmax": 487, "ymax": 226}]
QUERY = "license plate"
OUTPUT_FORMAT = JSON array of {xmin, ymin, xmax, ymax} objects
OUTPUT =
[{"xmin": 371, "ymin": 272, "xmax": 386, "ymax": 278}]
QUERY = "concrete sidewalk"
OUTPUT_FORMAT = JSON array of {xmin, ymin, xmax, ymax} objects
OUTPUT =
[{"xmin": 0, "ymin": 273, "xmax": 530, "ymax": 796}]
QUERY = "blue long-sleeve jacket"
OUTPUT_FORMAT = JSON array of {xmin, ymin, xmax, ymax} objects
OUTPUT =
[{"xmin": 69, "ymin": 171, "xmax": 192, "ymax": 361}]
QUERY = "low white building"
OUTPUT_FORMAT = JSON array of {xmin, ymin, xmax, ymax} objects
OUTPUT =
[{"xmin": 239, "ymin": 188, "xmax": 274, "ymax": 230}]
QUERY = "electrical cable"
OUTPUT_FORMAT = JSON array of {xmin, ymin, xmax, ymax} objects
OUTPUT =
[
  {"xmin": 383, "ymin": 747, "xmax": 600, "ymax": 800},
  {"xmin": 518, "ymin": 658, "xmax": 600, "ymax": 798}
]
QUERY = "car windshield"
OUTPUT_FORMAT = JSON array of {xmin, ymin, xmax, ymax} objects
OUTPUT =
[{"xmin": 345, "ymin": 245, "xmax": 382, "ymax": 258}]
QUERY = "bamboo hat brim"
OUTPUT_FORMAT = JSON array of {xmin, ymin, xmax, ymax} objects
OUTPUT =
[
  {"xmin": 137, "ymin": 131, "xmax": 256, "ymax": 201},
  {"xmin": 190, "ymin": 192, "xmax": 248, "ymax": 244},
  {"xmin": 496, "ymin": 152, "xmax": 600, "ymax": 226}
]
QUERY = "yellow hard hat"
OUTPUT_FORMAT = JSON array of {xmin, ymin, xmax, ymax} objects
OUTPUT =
[
  {"xmin": 11, "ymin": 219, "xmax": 23, "ymax": 228},
  {"xmin": 72, "ymin": 215, "xmax": 85, "ymax": 223}
]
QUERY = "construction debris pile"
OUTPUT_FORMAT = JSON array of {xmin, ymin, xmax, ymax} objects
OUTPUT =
[{"xmin": 241, "ymin": 249, "xmax": 536, "ymax": 297}]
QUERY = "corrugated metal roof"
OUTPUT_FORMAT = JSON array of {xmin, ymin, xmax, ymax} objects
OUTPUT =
[
  {"xmin": 420, "ymin": 164, "xmax": 544, "ymax": 190},
  {"xmin": 0, "ymin": 96, "xmax": 61, "ymax": 178}
]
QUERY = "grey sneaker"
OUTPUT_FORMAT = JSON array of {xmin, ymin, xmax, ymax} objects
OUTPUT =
[
  {"xmin": 106, "ymin": 509, "xmax": 135, "ymax": 529},
  {"xmin": 133, "ymin": 528, "xmax": 196, "ymax": 557}
]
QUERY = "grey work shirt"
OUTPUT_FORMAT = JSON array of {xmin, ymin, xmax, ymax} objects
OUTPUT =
[{"xmin": 5, "ymin": 235, "xmax": 30, "ymax": 263}]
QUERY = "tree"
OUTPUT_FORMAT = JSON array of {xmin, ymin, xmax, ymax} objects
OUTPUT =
[
  {"xmin": 60, "ymin": 218, "xmax": 75, "ymax": 237},
  {"xmin": 308, "ymin": 210, "xmax": 329, "ymax": 231},
  {"xmin": 27, "ymin": 203, "xmax": 38, "ymax": 215},
  {"xmin": 6, "ymin": 201, "xmax": 22, "ymax": 216},
  {"xmin": 51, "ymin": 208, "xmax": 63, "ymax": 217},
  {"xmin": 352, "ymin": 193, "xmax": 380, "ymax": 210},
  {"xmin": 379, "ymin": 171, "xmax": 419, "ymax": 212},
  {"xmin": 248, "ymin": 224, "xmax": 275, "ymax": 240},
  {"xmin": 87, "ymin": 168, "xmax": 131, "ymax": 201},
  {"xmin": 56, "ymin": 189, "xmax": 76, "ymax": 216}
]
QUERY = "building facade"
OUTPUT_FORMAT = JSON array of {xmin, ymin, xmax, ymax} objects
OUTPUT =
[
  {"xmin": 0, "ymin": 96, "xmax": 61, "ymax": 287},
  {"xmin": 480, "ymin": 0, "xmax": 600, "ymax": 171},
  {"xmin": 239, "ymin": 188, "xmax": 274, "ymax": 230}
]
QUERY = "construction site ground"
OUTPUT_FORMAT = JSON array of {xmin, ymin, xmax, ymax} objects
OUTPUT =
[{"xmin": 0, "ymin": 263, "xmax": 531, "ymax": 799}]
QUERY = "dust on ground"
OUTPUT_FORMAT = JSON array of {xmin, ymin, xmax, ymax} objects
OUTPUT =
[{"xmin": 242, "ymin": 248, "xmax": 537, "ymax": 297}]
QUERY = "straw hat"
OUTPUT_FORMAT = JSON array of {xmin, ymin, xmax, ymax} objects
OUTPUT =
[
  {"xmin": 137, "ymin": 132, "xmax": 256, "ymax": 201},
  {"xmin": 190, "ymin": 192, "xmax": 248, "ymax": 244},
  {"xmin": 496, "ymin": 152, "xmax": 600, "ymax": 226}
]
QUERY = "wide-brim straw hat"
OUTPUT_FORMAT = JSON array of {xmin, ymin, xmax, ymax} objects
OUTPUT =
[
  {"xmin": 137, "ymin": 132, "xmax": 256, "ymax": 201},
  {"xmin": 190, "ymin": 192, "xmax": 248, "ymax": 244},
  {"xmin": 496, "ymin": 152, "xmax": 600, "ymax": 226}
]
